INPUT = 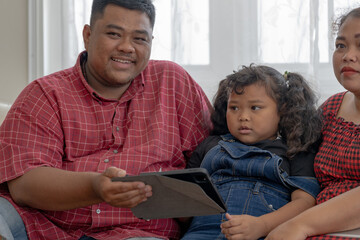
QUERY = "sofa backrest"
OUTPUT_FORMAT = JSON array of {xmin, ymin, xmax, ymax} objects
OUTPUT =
[{"xmin": 0, "ymin": 103, "xmax": 11, "ymax": 125}]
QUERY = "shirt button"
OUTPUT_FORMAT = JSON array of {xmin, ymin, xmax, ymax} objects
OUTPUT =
[
  {"xmin": 113, "ymin": 150, "xmax": 118, "ymax": 154},
  {"xmin": 116, "ymin": 127, "xmax": 120, "ymax": 131},
  {"xmin": 96, "ymin": 209, "xmax": 101, "ymax": 214},
  {"xmin": 104, "ymin": 159, "xmax": 109, "ymax": 163}
]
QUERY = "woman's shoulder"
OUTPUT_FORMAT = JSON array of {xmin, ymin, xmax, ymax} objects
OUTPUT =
[{"xmin": 320, "ymin": 91, "xmax": 347, "ymax": 114}]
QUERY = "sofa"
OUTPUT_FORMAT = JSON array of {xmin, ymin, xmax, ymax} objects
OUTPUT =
[{"xmin": 0, "ymin": 103, "xmax": 11, "ymax": 125}]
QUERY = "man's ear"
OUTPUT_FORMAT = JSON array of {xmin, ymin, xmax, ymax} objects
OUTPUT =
[{"xmin": 83, "ymin": 24, "xmax": 91, "ymax": 51}]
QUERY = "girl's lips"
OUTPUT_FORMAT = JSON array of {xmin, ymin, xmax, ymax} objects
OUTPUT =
[{"xmin": 239, "ymin": 127, "xmax": 252, "ymax": 134}]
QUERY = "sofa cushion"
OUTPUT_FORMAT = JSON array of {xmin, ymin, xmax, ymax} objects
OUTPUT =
[{"xmin": 0, "ymin": 103, "xmax": 11, "ymax": 125}]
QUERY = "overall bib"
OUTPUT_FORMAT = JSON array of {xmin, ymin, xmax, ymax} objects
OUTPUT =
[{"xmin": 182, "ymin": 134, "xmax": 319, "ymax": 240}]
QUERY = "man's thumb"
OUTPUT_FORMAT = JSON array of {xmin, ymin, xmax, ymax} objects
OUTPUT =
[{"xmin": 104, "ymin": 167, "xmax": 127, "ymax": 178}]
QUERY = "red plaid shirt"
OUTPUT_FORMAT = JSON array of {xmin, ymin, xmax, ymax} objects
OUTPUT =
[
  {"xmin": 0, "ymin": 52, "xmax": 211, "ymax": 240},
  {"xmin": 307, "ymin": 92, "xmax": 360, "ymax": 240}
]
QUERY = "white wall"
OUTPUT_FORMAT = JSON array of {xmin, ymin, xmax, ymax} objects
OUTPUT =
[
  {"xmin": 0, "ymin": 0, "xmax": 28, "ymax": 105},
  {"xmin": 0, "ymin": 1, "xmax": 346, "ymax": 106}
]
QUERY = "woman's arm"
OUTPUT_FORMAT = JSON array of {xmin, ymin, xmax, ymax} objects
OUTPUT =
[
  {"xmin": 221, "ymin": 189, "xmax": 315, "ymax": 240},
  {"xmin": 266, "ymin": 186, "xmax": 360, "ymax": 240}
]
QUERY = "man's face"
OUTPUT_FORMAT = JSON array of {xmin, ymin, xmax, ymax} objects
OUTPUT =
[{"xmin": 83, "ymin": 4, "xmax": 153, "ymax": 99}]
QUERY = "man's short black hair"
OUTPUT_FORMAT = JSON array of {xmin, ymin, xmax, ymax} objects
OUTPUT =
[{"xmin": 90, "ymin": 0, "xmax": 155, "ymax": 29}]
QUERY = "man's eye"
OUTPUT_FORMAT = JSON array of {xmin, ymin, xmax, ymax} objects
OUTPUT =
[
  {"xmin": 108, "ymin": 32, "xmax": 120, "ymax": 38},
  {"xmin": 134, "ymin": 37, "xmax": 149, "ymax": 44},
  {"xmin": 251, "ymin": 106, "xmax": 261, "ymax": 110}
]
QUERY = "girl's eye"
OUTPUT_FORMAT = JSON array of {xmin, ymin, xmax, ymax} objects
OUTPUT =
[
  {"xmin": 251, "ymin": 106, "xmax": 261, "ymax": 110},
  {"xmin": 229, "ymin": 106, "xmax": 238, "ymax": 111}
]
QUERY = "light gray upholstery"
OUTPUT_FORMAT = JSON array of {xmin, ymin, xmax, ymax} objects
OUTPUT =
[{"xmin": 0, "ymin": 103, "xmax": 11, "ymax": 125}]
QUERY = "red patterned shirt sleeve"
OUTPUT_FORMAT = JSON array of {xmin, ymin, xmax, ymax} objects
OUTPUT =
[{"xmin": 0, "ymin": 54, "xmax": 212, "ymax": 239}]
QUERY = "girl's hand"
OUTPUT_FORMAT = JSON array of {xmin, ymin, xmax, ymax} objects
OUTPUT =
[{"xmin": 221, "ymin": 213, "xmax": 268, "ymax": 240}]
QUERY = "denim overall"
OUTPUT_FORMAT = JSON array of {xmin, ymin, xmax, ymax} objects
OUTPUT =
[{"xmin": 182, "ymin": 134, "xmax": 320, "ymax": 240}]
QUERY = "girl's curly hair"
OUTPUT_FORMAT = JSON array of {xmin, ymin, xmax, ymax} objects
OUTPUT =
[{"xmin": 211, "ymin": 64, "xmax": 322, "ymax": 158}]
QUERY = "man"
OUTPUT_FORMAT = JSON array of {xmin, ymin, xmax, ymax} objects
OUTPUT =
[{"xmin": 0, "ymin": 0, "xmax": 211, "ymax": 239}]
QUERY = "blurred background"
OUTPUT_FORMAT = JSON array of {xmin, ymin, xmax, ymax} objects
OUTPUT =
[{"xmin": 1, "ymin": 0, "xmax": 359, "ymax": 106}]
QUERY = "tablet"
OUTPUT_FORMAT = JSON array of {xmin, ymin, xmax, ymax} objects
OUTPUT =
[
  {"xmin": 112, "ymin": 168, "xmax": 227, "ymax": 219},
  {"xmin": 127, "ymin": 168, "xmax": 226, "ymax": 210}
]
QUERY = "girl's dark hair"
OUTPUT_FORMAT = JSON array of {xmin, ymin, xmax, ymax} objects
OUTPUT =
[
  {"xmin": 211, "ymin": 64, "xmax": 322, "ymax": 158},
  {"xmin": 333, "ymin": 7, "xmax": 360, "ymax": 34},
  {"xmin": 90, "ymin": 0, "xmax": 156, "ymax": 29}
]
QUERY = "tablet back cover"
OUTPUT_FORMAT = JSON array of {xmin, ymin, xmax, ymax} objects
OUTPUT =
[{"xmin": 112, "ymin": 173, "xmax": 226, "ymax": 220}]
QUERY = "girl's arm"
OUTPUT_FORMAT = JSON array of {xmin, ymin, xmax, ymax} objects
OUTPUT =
[
  {"xmin": 221, "ymin": 189, "xmax": 315, "ymax": 240},
  {"xmin": 266, "ymin": 186, "xmax": 360, "ymax": 240}
]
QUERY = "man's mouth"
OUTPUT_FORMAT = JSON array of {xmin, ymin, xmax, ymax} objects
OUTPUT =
[{"xmin": 111, "ymin": 58, "xmax": 134, "ymax": 64}]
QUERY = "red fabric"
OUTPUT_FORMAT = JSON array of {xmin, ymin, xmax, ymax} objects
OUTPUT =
[
  {"xmin": 311, "ymin": 92, "xmax": 360, "ymax": 240},
  {"xmin": 307, "ymin": 236, "xmax": 358, "ymax": 240},
  {"xmin": 314, "ymin": 92, "xmax": 360, "ymax": 205},
  {"xmin": 0, "ymin": 53, "xmax": 211, "ymax": 240}
]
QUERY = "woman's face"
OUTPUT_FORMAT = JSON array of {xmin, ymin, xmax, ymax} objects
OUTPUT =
[
  {"xmin": 226, "ymin": 83, "xmax": 280, "ymax": 145},
  {"xmin": 333, "ymin": 16, "xmax": 360, "ymax": 94}
]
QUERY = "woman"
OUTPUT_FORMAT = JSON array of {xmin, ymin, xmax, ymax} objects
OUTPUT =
[{"xmin": 266, "ymin": 7, "xmax": 360, "ymax": 240}]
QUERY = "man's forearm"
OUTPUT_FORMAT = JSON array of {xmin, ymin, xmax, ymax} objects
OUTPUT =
[{"xmin": 8, "ymin": 167, "xmax": 102, "ymax": 211}]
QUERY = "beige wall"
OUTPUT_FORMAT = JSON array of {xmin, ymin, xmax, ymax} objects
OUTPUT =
[{"xmin": 0, "ymin": 0, "xmax": 28, "ymax": 105}]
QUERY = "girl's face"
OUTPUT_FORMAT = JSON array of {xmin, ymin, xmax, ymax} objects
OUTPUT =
[
  {"xmin": 333, "ymin": 16, "xmax": 360, "ymax": 94},
  {"xmin": 226, "ymin": 83, "xmax": 280, "ymax": 145}
]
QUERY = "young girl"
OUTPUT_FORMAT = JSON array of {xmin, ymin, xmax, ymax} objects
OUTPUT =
[
  {"xmin": 182, "ymin": 65, "xmax": 322, "ymax": 240},
  {"xmin": 267, "ymin": 7, "xmax": 360, "ymax": 240}
]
